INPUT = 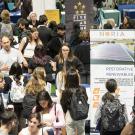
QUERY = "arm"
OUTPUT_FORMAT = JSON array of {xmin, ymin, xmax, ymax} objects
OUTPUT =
[
  {"xmin": 120, "ymin": 123, "xmax": 132, "ymax": 135},
  {"xmin": 74, "ymin": 56, "xmax": 84, "ymax": 73},
  {"xmin": 94, "ymin": 102, "xmax": 102, "ymax": 125},
  {"xmin": 49, "ymin": 60, "xmax": 56, "ymax": 72},
  {"xmin": 17, "ymin": 50, "xmax": 28, "ymax": 67},
  {"xmin": 22, "ymin": 58, "xmax": 28, "ymax": 68},
  {"xmin": 19, "ymin": 37, "xmax": 27, "ymax": 53},
  {"xmin": 28, "ymin": 59, "xmax": 34, "ymax": 74},
  {"xmin": 44, "ymin": 131, "xmax": 49, "ymax": 135},
  {"xmin": 18, "ymin": 131, "xmax": 23, "ymax": 135}
]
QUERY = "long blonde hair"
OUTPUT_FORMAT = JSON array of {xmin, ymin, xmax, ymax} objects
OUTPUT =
[{"xmin": 25, "ymin": 67, "xmax": 46, "ymax": 95}]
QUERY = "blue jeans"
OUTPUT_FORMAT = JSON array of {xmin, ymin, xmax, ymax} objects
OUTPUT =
[{"xmin": 47, "ymin": 129, "xmax": 54, "ymax": 135}]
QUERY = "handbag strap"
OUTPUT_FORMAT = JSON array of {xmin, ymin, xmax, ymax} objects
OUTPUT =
[{"xmin": 54, "ymin": 102, "xmax": 57, "ymax": 117}]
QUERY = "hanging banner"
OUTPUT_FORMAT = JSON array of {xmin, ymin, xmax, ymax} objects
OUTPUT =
[
  {"xmin": 65, "ymin": 0, "xmax": 94, "ymax": 41},
  {"xmin": 90, "ymin": 30, "xmax": 135, "ymax": 133}
]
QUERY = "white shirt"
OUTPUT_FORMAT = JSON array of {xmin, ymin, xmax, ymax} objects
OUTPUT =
[
  {"xmin": 0, "ymin": 48, "xmax": 24, "ymax": 75},
  {"xmin": 20, "ymin": 127, "xmax": 43, "ymax": 135},
  {"xmin": 23, "ymin": 42, "xmax": 36, "ymax": 58},
  {"xmin": 41, "ymin": 113, "xmax": 54, "ymax": 131}
]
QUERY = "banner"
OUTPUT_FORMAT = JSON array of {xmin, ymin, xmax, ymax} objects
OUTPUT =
[
  {"xmin": 45, "ymin": 9, "xmax": 60, "ymax": 24},
  {"xmin": 90, "ymin": 29, "xmax": 135, "ymax": 41},
  {"xmin": 90, "ymin": 30, "xmax": 135, "ymax": 133},
  {"xmin": 65, "ymin": 0, "xmax": 94, "ymax": 41}
]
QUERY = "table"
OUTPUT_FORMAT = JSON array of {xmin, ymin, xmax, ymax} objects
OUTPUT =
[
  {"xmin": 100, "ymin": 9, "xmax": 121, "ymax": 27},
  {"xmin": 123, "ymin": 9, "xmax": 135, "ymax": 19}
]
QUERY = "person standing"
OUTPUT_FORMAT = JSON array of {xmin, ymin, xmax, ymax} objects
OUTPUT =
[{"xmin": 60, "ymin": 67, "xmax": 88, "ymax": 135}]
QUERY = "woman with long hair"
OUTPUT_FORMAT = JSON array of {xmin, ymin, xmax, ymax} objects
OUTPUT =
[
  {"xmin": 56, "ymin": 62, "xmax": 73, "ymax": 100},
  {"xmin": 19, "ymin": 27, "xmax": 42, "ymax": 60},
  {"xmin": 54, "ymin": 43, "xmax": 84, "ymax": 73},
  {"xmin": 120, "ymin": 106, "xmax": 135, "ymax": 135},
  {"xmin": 60, "ymin": 67, "xmax": 88, "ymax": 135},
  {"xmin": 34, "ymin": 90, "xmax": 65, "ymax": 135},
  {"xmin": 22, "ymin": 67, "xmax": 46, "ymax": 120},
  {"xmin": 25, "ymin": 67, "xmax": 46, "ymax": 95},
  {"xmin": 19, "ymin": 113, "xmax": 48, "ymax": 135},
  {"xmin": 119, "ymin": 16, "xmax": 132, "ymax": 29}
]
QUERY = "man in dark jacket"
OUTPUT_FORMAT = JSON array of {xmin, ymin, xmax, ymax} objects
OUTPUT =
[
  {"xmin": 37, "ymin": 15, "xmax": 52, "ymax": 46},
  {"xmin": 47, "ymin": 23, "xmax": 65, "ymax": 58}
]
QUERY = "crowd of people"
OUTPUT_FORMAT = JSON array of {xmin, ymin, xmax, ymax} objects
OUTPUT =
[
  {"xmin": 0, "ymin": 0, "xmax": 134, "ymax": 135},
  {"xmin": 0, "ymin": 0, "xmax": 90, "ymax": 135},
  {"xmin": 93, "ymin": 0, "xmax": 135, "ymax": 29}
]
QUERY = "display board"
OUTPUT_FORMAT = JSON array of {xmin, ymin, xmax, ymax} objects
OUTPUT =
[{"xmin": 90, "ymin": 30, "xmax": 135, "ymax": 133}]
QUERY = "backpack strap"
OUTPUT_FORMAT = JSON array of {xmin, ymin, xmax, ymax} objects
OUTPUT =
[
  {"xmin": 21, "ymin": 37, "xmax": 29, "ymax": 54},
  {"xmin": 54, "ymin": 102, "xmax": 57, "ymax": 116}
]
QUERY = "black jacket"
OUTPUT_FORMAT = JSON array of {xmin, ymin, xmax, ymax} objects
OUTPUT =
[{"xmin": 38, "ymin": 25, "xmax": 52, "ymax": 46}]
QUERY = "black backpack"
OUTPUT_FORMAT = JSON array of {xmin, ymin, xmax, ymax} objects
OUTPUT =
[
  {"xmin": 22, "ymin": 94, "xmax": 36, "ymax": 119},
  {"xmin": 101, "ymin": 99, "xmax": 126, "ymax": 131},
  {"xmin": 69, "ymin": 89, "xmax": 89, "ymax": 120}
]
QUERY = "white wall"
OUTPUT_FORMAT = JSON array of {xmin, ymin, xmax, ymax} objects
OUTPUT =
[{"xmin": 32, "ymin": 0, "xmax": 56, "ymax": 19}]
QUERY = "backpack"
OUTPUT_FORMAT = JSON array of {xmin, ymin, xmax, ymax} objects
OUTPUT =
[
  {"xmin": 0, "ymin": 22, "xmax": 14, "ymax": 37},
  {"xmin": 10, "ymin": 76, "xmax": 25, "ymax": 103},
  {"xmin": 22, "ymin": 94, "xmax": 36, "ymax": 119},
  {"xmin": 69, "ymin": 89, "xmax": 89, "ymax": 120},
  {"xmin": 101, "ymin": 99, "xmax": 126, "ymax": 131}
]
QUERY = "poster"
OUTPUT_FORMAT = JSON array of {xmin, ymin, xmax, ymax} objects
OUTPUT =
[
  {"xmin": 45, "ymin": 9, "xmax": 60, "ymax": 24},
  {"xmin": 90, "ymin": 30, "xmax": 135, "ymax": 133},
  {"xmin": 65, "ymin": 0, "xmax": 94, "ymax": 41}
]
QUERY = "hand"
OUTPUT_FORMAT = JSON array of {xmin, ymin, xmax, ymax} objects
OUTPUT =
[
  {"xmin": 49, "ymin": 60, "xmax": 56, "ymax": 71},
  {"xmin": 23, "ymin": 59, "xmax": 28, "ymax": 67},
  {"xmin": 1, "ymin": 64, "xmax": 9, "ymax": 71},
  {"xmin": 0, "ymin": 79, "xmax": 5, "ymax": 89},
  {"xmin": 49, "ymin": 60, "xmax": 56, "ymax": 67},
  {"xmin": 42, "ymin": 121, "xmax": 53, "ymax": 127}
]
